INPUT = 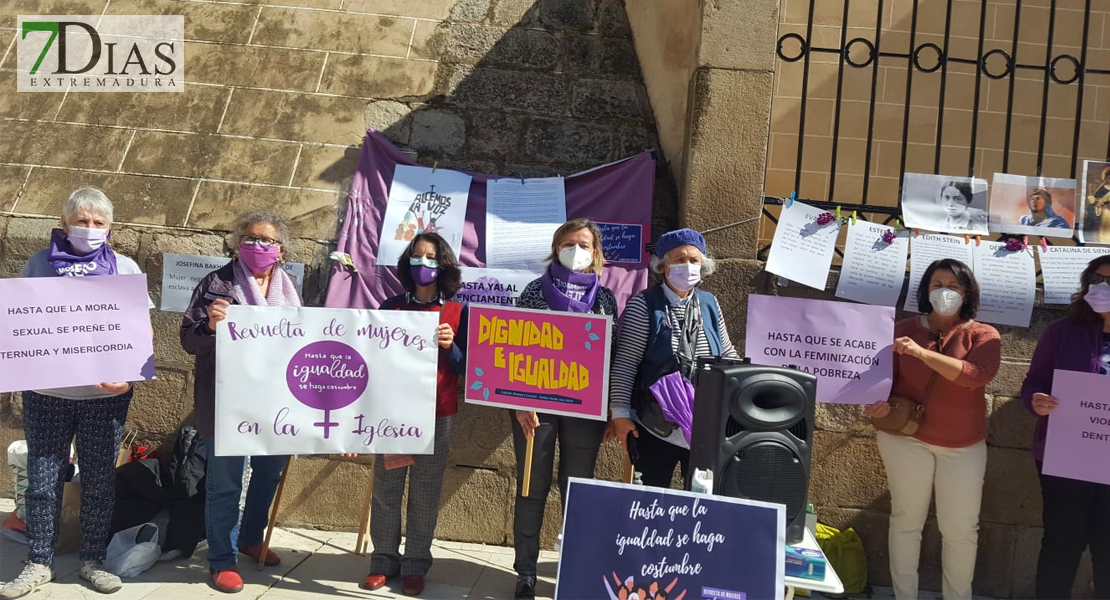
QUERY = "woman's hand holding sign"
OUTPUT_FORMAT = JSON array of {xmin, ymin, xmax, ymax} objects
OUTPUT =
[
  {"xmin": 864, "ymin": 401, "xmax": 891, "ymax": 419},
  {"xmin": 1031, "ymin": 392, "xmax": 1059, "ymax": 416},
  {"xmin": 207, "ymin": 298, "xmax": 230, "ymax": 332},
  {"xmin": 437, "ymin": 322, "xmax": 454, "ymax": 349}
]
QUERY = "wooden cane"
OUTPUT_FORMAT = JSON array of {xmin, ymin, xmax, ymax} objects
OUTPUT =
[
  {"xmin": 354, "ymin": 461, "xmax": 375, "ymax": 555},
  {"xmin": 521, "ymin": 412, "xmax": 537, "ymax": 497},
  {"xmin": 259, "ymin": 456, "xmax": 293, "ymax": 569}
]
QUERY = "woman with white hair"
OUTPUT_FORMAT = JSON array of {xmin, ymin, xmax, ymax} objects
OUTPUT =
[
  {"xmin": 3, "ymin": 188, "xmax": 153, "ymax": 599},
  {"xmin": 607, "ymin": 228, "xmax": 739, "ymax": 489}
]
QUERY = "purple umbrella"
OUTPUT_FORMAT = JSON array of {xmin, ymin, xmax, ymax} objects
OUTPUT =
[{"xmin": 649, "ymin": 372, "xmax": 696, "ymax": 445}]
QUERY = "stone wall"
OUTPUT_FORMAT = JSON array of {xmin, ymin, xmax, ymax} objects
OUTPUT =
[{"xmin": 0, "ymin": 0, "xmax": 669, "ymax": 549}]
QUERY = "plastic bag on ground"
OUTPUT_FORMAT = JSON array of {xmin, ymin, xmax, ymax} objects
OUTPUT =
[{"xmin": 105, "ymin": 523, "xmax": 161, "ymax": 578}]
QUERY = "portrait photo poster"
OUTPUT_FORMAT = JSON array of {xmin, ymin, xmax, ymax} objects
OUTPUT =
[
  {"xmin": 901, "ymin": 173, "xmax": 990, "ymax": 235},
  {"xmin": 1079, "ymin": 160, "xmax": 1110, "ymax": 245},
  {"xmin": 988, "ymin": 173, "xmax": 1076, "ymax": 238}
]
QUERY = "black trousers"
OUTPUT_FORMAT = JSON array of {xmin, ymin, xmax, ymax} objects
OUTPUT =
[
  {"xmin": 1036, "ymin": 461, "xmax": 1110, "ymax": 599},
  {"xmin": 510, "ymin": 412, "xmax": 605, "ymax": 576},
  {"xmin": 630, "ymin": 429, "xmax": 689, "ymax": 489}
]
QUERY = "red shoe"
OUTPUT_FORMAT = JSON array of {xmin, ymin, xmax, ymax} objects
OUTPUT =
[
  {"xmin": 238, "ymin": 543, "xmax": 281, "ymax": 566},
  {"xmin": 402, "ymin": 575, "xmax": 425, "ymax": 596},
  {"xmin": 211, "ymin": 567, "xmax": 244, "ymax": 593},
  {"xmin": 361, "ymin": 574, "xmax": 388, "ymax": 590}
]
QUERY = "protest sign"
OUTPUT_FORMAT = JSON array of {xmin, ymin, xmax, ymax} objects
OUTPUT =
[
  {"xmin": 457, "ymin": 268, "xmax": 541, "ymax": 307},
  {"xmin": 160, "ymin": 253, "xmax": 305, "ymax": 312},
  {"xmin": 555, "ymin": 478, "xmax": 785, "ymax": 600},
  {"xmin": 0, "ymin": 275, "xmax": 155, "ymax": 393},
  {"xmin": 597, "ymin": 221, "xmax": 646, "ymax": 265},
  {"xmin": 464, "ymin": 305, "xmax": 611, "ymax": 420},
  {"xmin": 214, "ymin": 306, "xmax": 439, "ymax": 456},
  {"xmin": 1042, "ymin": 369, "xmax": 1110, "ymax": 485},
  {"xmin": 745, "ymin": 295, "xmax": 894, "ymax": 404}
]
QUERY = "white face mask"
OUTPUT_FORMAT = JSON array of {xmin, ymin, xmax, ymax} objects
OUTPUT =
[
  {"xmin": 1085, "ymin": 282, "xmax": 1110, "ymax": 313},
  {"xmin": 929, "ymin": 288, "xmax": 963, "ymax": 316},
  {"xmin": 558, "ymin": 245, "xmax": 594, "ymax": 272},
  {"xmin": 667, "ymin": 262, "xmax": 702, "ymax": 292},
  {"xmin": 67, "ymin": 226, "xmax": 109, "ymax": 255}
]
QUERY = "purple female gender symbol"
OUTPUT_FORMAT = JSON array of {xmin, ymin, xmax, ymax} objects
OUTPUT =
[{"xmin": 286, "ymin": 340, "xmax": 369, "ymax": 438}]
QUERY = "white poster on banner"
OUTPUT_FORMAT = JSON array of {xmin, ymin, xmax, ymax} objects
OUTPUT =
[
  {"xmin": 377, "ymin": 165, "xmax": 472, "ymax": 265},
  {"xmin": 160, "ymin": 253, "xmax": 305, "ymax": 312},
  {"xmin": 904, "ymin": 233, "xmax": 974, "ymax": 313},
  {"xmin": 836, "ymin": 221, "xmax": 910, "ymax": 306},
  {"xmin": 1038, "ymin": 246, "xmax": 1110, "ymax": 305},
  {"xmin": 486, "ymin": 177, "xmax": 567, "ymax": 269},
  {"xmin": 214, "ymin": 306, "xmax": 440, "ymax": 456},
  {"xmin": 972, "ymin": 242, "xmax": 1036, "ymax": 327},
  {"xmin": 765, "ymin": 201, "xmax": 840, "ymax": 290},
  {"xmin": 457, "ymin": 267, "xmax": 542, "ymax": 306}
]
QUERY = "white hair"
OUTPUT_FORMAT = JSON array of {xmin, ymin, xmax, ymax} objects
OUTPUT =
[
  {"xmin": 63, "ymin": 187, "xmax": 114, "ymax": 224},
  {"xmin": 234, "ymin": 209, "xmax": 291, "ymax": 246},
  {"xmin": 649, "ymin": 247, "xmax": 717, "ymax": 276}
]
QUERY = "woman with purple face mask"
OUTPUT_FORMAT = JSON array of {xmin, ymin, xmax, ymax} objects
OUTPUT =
[
  {"xmin": 606, "ymin": 228, "xmax": 739, "ymax": 491},
  {"xmin": 1021, "ymin": 254, "xmax": 1110, "ymax": 599},
  {"xmin": 4, "ymin": 188, "xmax": 155, "ymax": 600},
  {"xmin": 179, "ymin": 209, "xmax": 301, "ymax": 594},
  {"xmin": 360, "ymin": 232, "xmax": 467, "ymax": 598}
]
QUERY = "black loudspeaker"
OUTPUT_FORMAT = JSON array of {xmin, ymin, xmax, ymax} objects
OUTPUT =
[{"xmin": 687, "ymin": 358, "xmax": 816, "ymax": 544}]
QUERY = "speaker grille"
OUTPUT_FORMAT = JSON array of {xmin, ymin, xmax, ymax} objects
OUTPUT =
[{"xmin": 719, "ymin": 441, "xmax": 807, "ymax": 520}]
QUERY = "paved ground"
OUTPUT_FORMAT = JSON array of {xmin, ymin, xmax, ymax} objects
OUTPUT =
[{"xmin": 1, "ymin": 498, "xmax": 983, "ymax": 600}]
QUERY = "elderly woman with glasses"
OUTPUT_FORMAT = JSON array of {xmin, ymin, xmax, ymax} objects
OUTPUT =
[
  {"xmin": 180, "ymin": 209, "xmax": 302, "ymax": 594},
  {"xmin": 607, "ymin": 228, "xmax": 739, "ymax": 489},
  {"xmin": 1021, "ymin": 255, "xmax": 1110, "ymax": 599},
  {"xmin": 2, "ymin": 188, "xmax": 153, "ymax": 599}
]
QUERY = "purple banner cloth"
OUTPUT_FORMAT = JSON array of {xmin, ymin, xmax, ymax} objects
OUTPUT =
[{"xmin": 325, "ymin": 130, "xmax": 653, "ymax": 311}]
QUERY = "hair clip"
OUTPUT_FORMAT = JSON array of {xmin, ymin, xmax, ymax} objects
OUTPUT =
[
  {"xmin": 835, "ymin": 206, "xmax": 842, "ymax": 221},
  {"xmin": 519, "ymin": 172, "xmax": 525, "ymax": 184},
  {"xmin": 1039, "ymin": 237, "xmax": 1049, "ymax": 251},
  {"xmin": 851, "ymin": 210, "xmax": 858, "ymax": 225},
  {"xmin": 913, "ymin": 228, "xmax": 919, "ymax": 238},
  {"xmin": 788, "ymin": 191, "xmax": 796, "ymax": 208},
  {"xmin": 975, "ymin": 235, "xmax": 982, "ymax": 246},
  {"xmin": 431, "ymin": 161, "xmax": 437, "ymax": 174}
]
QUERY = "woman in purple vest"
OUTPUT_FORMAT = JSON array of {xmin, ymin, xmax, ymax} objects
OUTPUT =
[
  {"xmin": 607, "ymin": 228, "xmax": 739, "ymax": 489},
  {"xmin": 1021, "ymin": 254, "xmax": 1110, "ymax": 599}
]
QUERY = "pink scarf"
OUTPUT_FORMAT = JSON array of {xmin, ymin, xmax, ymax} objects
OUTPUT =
[{"xmin": 231, "ymin": 259, "xmax": 302, "ymax": 307}]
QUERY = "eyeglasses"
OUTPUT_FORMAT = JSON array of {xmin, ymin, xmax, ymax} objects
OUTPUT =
[
  {"xmin": 241, "ymin": 236, "xmax": 281, "ymax": 249},
  {"xmin": 1088, "ymin": 273, "xmax": 1110, "ymax": 286}
]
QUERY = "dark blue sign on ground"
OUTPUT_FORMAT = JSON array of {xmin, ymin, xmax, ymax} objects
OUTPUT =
[
  {"xmin": 556, "ymin": 479, "xmax": 785, "ymax": 600},
  {"xmin": 597, "ymin": 222, "xmax": 645, "ymax": 265}
]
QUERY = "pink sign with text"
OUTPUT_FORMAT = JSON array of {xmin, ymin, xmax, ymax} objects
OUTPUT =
[
  {"xmin": 745, "ymin": 294, "xmax": 894, "ymax": 404},
  {"xmin": 1043, "ymin": 369, "xmax": 1110, "ymax": 485},
  {"xmin": 464, "ymin": 305, "xmax": 612, "ymax": 420},
  {"xmin": 0, "ymin": 274, "xmax": 155, "ymax": 393}
]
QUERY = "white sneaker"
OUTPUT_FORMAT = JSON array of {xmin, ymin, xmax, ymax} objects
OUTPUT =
[
  {"xmin": 80, "ymin": 561, "xmax": 122, "ymax": 594},
  {"xmin": 0, "ymin": 562, "xmax": 53, "ymax": 599}
]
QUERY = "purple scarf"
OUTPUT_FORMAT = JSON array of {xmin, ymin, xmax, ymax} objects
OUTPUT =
[
  {"xmin": 541, "ymin": 262, "xmax": 599, "ymax": 313},
  {"xmin": 230, "ymin": 258, "xmax": 302, "ymax": 307},
  {"xmin": 47, "ymin": 228, "xmax": 117, "ymax": 276}
]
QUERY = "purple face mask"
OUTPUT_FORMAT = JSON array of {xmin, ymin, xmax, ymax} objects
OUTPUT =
[
  {"xmin": 239, "ymin": 243, "xmax": 281, "ymax": 274},
  {"xmin": 412, "ymin": 265, "xmax": 438, "ymax": 286}
]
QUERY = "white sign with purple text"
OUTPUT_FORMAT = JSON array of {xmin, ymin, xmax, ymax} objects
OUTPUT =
[{"xmin": 214, "ymin": 306, "xmax": 440, "ymax": 456}]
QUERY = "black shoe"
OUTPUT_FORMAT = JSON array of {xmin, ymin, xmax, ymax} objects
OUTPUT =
[{"xmin": 514, "ymin": 574, "xmax": 536, "ymax": 599}]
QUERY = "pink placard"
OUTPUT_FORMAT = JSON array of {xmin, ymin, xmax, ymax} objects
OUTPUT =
[
  {"xmin": 0, "ymin": 274, "xmax": 155, "ymax": 392},
  {"xmin": 745, "ymin": 294, "xmax": 895, "ymax": 404},
  {"xmin": 1043, "ymin": 369, "xmax": 1110, "ymax": 485},
  {"xmin": 464, "ymin": 305, "xmax": 612, "ymax": 420}
]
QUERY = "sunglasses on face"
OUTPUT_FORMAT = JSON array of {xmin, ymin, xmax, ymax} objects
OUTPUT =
[
  {"xmin": 1089, "ymin": 273, "xmax": 1110, "ymax": 286},
  {"xmin": 241, "ymin": 236, "xmax": 281, "ymax": 249}
]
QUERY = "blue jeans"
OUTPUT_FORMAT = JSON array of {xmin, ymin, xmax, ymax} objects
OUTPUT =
[{"xmin": 203, "ymin": 443, "xmax": 286, "ymax": 571}]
